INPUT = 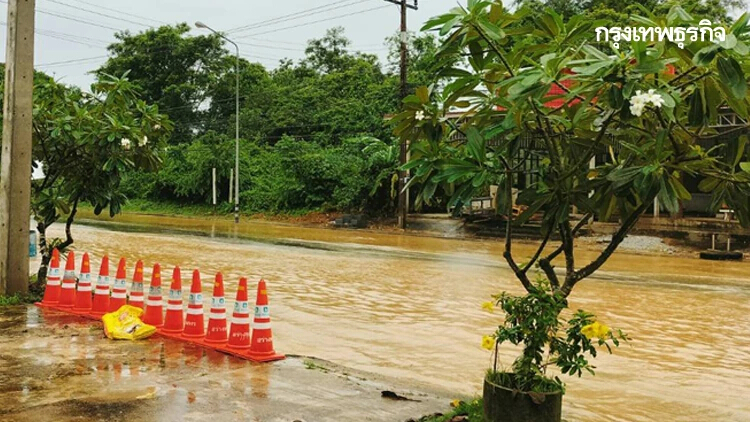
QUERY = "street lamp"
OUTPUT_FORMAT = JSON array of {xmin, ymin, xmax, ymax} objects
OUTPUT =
[{"xmin": 195, "ymin": 21, "xmax": 240, "ymax": 224}]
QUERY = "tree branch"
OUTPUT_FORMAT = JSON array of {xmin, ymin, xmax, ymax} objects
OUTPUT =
[
  {"xmin": 498, "ymin": 155, "xmax": 533, "ymax": 293},
  {"xmin": 675, "ymin": 72, "xmax": 711, "ymax": 90},
  {"xmin": 559, "ymin": 220, "xmax": 576, "ymax": 281},
  {"xmin": 544, "ymin": 213, "xmax": 592, "ymax": 263},
  {"xmin": 562, "ymin": 202, "xmax": 650, "ymax": 296},
  {"xmin": 668, "ymin": 65, "xmax": 698, "ymax": 86},
  {"xmin": 57, "ymin": 198, "xmax": 79, "ymax": 250},
  {"xmin": 522, "ymin": 223, "xmax": 553, "ymax": 274}
]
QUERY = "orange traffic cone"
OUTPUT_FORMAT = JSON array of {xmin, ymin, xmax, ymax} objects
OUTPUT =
[
  {"xmin": 245, "ymin": 279, "xmax": 285, "ymax": 362},
  {"xmin": 90, "ymin": 255, "xmax": 110, "ymax": 318},
  {"xmin": 204, "ymin": 273, "xmax": 228, "ymax": 344},
  {"xmin": 37, "ymin": 248, "xmax": 62, "ymax": 307},
  {"xmin": 142, "ymin": 263, "xmax": 163, "ymax": 327},
  {"xmin": 226, "ymin": 277, "xmax": 251, "ymax": 349},
  {"xmin": 161, "ymin": 266, "xmax": 184, "ymax": 334},
  {"xmin": 183, "ymin": 269, "xmax": 205, "ymax": 338},
  {"xmin": 73, "ymin": 253, "xmax": 93, "ymax": 314},
  {"xmin": 128, "ymin": 260, "xmax": 145, "ymax": 309},
  {"xmin": 57, "ymin": 251, "xmax": 77, "ymax": 309},
  {"xmin": 109, "ymin": 258, "xmax": 128, "ymax": 312}
]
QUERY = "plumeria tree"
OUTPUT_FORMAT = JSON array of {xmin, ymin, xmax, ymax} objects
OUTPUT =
[
  {"xmin": 392, "ymin": 0, "xmax": 750, "ymax": 402},
  {"xmin": 32, "ymin": 74, "xmax": 172, "ymax": 282}
]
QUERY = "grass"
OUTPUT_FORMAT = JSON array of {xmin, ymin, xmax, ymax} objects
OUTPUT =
[
  {"xmin": 79, "ymin": 199, "xmax": 331, "ymax": 221},
  {"xmin": 0, "ymin": 275, "xmax": 43, "ymax": 306},
  {"xmin": 417, "ymin": 398, "xmax": 484, "ymax": 422}
]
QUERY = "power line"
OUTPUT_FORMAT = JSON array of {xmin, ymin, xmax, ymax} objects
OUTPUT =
[
  {"xmin": 235, "ymin": 5, "xmax": 391, "ymax": 39},
  {"xmin": 64, "ymin": 0, "xmax": 168, "ymax": 25},
  {"xmin": 21, "ymin": 4, "xmax": 125, "ymax": 32},
  {"xmin": 226, "ymin": 0, "xmax": 363, "ymax": 34},
  {"xmin": 43, "ymin": 0, "xmax": 152, "ymax": 28},
  {"xmin": 37, "ymin": 55, "xmax": 108, "ymax": 67},
  {"xmin": 37, "ymin": 28, "xmax": 111, "ymax": 46},
  {"xmin": 0, "ymin": 20, "xmax": 109, "ymax": 48},
  {"xmin": 236, "ymin": 41, "xmax": 304, "ymax": 52}
]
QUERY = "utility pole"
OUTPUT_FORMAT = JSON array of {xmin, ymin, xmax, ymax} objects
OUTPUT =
[
  {"xmin": 0, "ymin": 0, "xmax": 35, "ymax": 296},
  {"xmin": 195, "ymin": 21, "xmax": 240, "ymax": 223},
  {"xmin": 385, "ymin": 0, "xmax": 417, "ymax": 230}
]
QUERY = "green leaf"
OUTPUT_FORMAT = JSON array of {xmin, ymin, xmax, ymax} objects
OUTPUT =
[
  {"xmin": 687, "ymin": 90, "xmax": 705, "ymax": 126},
  {"xmin": 740, "ymin": 162, "xmax": 750, "ymax": 173},
  {"xmin": 717, "ymin": 57, "xmax": 746, "ymax": 100},
  {"xmin": 734, "ymin": 135, "xmax": 747, "ymax": 168},
  {"xmin": 465, "ymin": 126, "xmax": 486, "ymax": 162},
  {"xmin": 656, "ymin": 130, "xmax": 667, "ymax": 154},
  {"xmin": 698, "ymin": 177, "xmax": 720, "ymax": 192},
  {"xmin": 416, "ymin": 86, "xmax": 430, "ymax": 103},
  {"xmin": 422, "ymin": 13, "xmax": 456, "ymax": 31},
  {"xmin": 693, "ymin": 44, "xmax": 721, "ymax": 66},
  {"xmin": 477, "ymin": 16, "xmax": 506, "ymax": 41},
  {"xmin": 730, "ymin": 13, "xmax": 750, "ymax": 37},
  {"xmin": 634, "ymin": 59, "xmax": 666, "ymax": 74},
  {"xmin": 440, "ymin": 16, "xmax": 461, "ymax": 36}
]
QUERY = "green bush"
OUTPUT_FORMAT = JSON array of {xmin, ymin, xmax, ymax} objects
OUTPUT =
[{"xmin": 122, "ymin": 134, "xmax": 399, "ymax": 214}]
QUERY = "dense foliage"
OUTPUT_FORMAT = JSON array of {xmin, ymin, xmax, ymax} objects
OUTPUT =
[
  {"xmin": 0, "ymin": 68, "xmax": 172, "ymax": 281},
  {"xmin": 98, "ymin": 26, "xmax": 440, "ymax": 214}
]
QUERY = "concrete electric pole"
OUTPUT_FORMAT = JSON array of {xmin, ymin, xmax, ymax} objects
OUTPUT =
[
  {"xmin": 385, "ymin": 0, "xmax": 417, "ymax": 230},
  {"xmin": 0, "ymin": 0, "xmax": 35, "ymax": 295}
]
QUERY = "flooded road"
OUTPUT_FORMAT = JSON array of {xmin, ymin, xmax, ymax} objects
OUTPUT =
[{"xmin": 42, "ymin": 212, "xmax": 750, "ymax": 421}]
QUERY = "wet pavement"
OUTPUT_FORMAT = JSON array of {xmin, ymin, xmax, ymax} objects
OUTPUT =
[
  {"xmin": 0, "ymin": 306, "xmax": 451, "ymax": 422},
  {"xmin": 14, "ymin": 213, "xmax": 750, "ymax": 421}
]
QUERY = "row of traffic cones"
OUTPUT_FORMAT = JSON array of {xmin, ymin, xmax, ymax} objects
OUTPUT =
[{"xmin": 35, "ymin": 248, "xmax": 284, "ymax": 362}]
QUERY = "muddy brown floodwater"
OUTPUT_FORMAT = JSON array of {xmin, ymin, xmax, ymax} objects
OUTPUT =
[{"xmin": 40, "ymin": 212, "xmax": 750, "ymax": 421}]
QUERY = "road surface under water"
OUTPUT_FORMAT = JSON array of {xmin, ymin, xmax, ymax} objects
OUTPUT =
[{"xmin": 43, "ymin": 212, "xmax": 750, "ymax": 421}]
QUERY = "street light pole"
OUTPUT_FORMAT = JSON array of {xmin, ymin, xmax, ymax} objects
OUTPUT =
[{"xmin": 195, "ymin": 21, "xmax": 240, "ymax": 223}]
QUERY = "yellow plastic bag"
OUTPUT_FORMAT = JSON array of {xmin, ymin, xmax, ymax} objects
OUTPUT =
[{"xmin": 102, "ymin": 305, "xmax": 156, "ymax": 340}]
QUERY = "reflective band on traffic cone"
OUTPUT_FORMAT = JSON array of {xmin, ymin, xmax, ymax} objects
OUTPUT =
[
  {"xmin": 161, "ymin": 266, "xmax": 184, "ymax": 334},
  {"xmin": 204, "ymin": 273, "xmax": 227, "ymax": 344},
  {"xmin": 182, "ymin": 269, "xmax": 205, "ymax": 338},
  {"xmin": 226, "ymin": 277, "xmax": 251, "ymax": 349},
  {"xmin": 142, "ymin": 263, "xmax": 163, "ymax": 327},
  {"xmin": 109, "ymin": 258, "xmax": 128, "ymax": 312},
  {"xmin": 73, "ymin": 253, "xmax": 93, "ymax": 313},
  {"xmin": 57, "ymin": 251, "xmax": 77, "ymax": 308},
  {"xmin": 246, "ymin": 279, "xmax": 285, "ymax": 361},
  {"xmin": 90, "ymin": 255, "xmax": 110, "ymax": 317},
  {"xmin": 37, "ymin": 248, "xmax": 62, "ymax": 307},
  {"xmin": 128, "ymin": 260, "xmax": 145, "ymax": 309}
]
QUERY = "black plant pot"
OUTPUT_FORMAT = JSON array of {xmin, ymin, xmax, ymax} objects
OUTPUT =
[{"xmin": 483, "ymin": 375, "xmax": 563, "ymax": 422}]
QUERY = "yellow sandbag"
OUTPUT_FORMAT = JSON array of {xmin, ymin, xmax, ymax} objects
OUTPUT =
[{"xmin": 102, "ymin": 305, "xmax": 156, "ymax": 340}]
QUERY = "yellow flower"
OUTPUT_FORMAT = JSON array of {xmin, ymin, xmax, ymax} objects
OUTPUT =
[
  {"xmin": 481, "ymin": 335, "xmax": 496, "ymax": 350},
  {"xmin": 581, "ymin": 321, "xmax": 611, "ymax": 339},
  {"xmin": 481, "ymin": 301, "xmax": 495, "ymax": 313},
  {"xmin": 450, "ymin": 399, "xmax": 463, "ymax": 408}
]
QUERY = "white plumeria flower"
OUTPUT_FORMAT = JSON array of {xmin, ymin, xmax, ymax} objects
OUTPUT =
[
  {"xmin": 139, "ymin": 135, "xmax": 148, "ymax": 147},
  {"xmin": 415, "ymin": 110, "xmax": 425, "ymax": 121},
  {"xmin": 629, "ymin": 89, "xmax": 665, "ymax": 117},
  {"xmin": 646, "ymin": 89, "xmax": 665, "ymax": 108},
  {"xmin": 121, "ymin": 138, "xmax": 131, "ymax": 150},
  {"xmin": 630, "ymin": 102, "xmax": 645, "ymax": 117}
]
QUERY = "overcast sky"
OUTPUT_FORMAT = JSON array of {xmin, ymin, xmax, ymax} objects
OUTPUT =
[{"xmin": 0, "ymin": 0, "xmax": 492, "ymax": 89}]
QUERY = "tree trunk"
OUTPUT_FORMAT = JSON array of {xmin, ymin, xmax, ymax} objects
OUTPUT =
[
  {"xmin": 36, "ymin": 221, "xmax": 49, "ymax": 283},
  {"xmin": 58, "ymin": 200, "xmax": 77, "ymax": 250}
]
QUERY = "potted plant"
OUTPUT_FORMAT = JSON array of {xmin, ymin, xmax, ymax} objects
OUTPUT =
[
  {"xmin": 480, "ymin": 279, "xmax": 626, "ymax": 422},
  {"xmin": 393, "ymin": 1, "xmax": 750, "ymax": 420}
]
